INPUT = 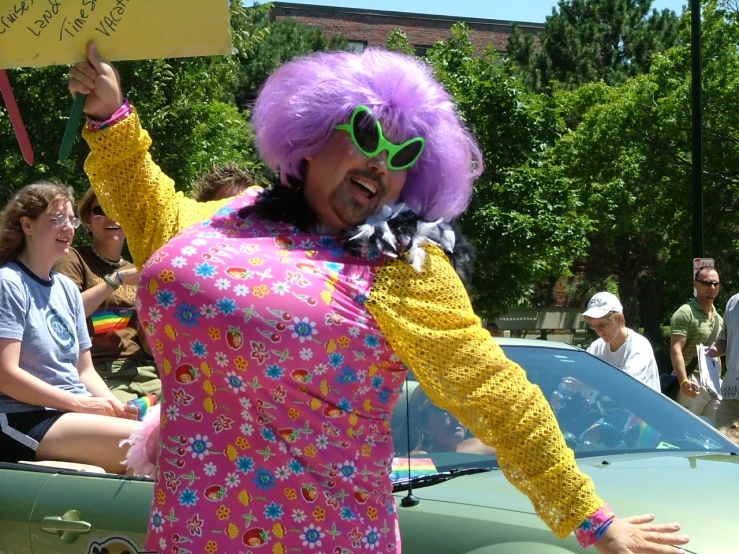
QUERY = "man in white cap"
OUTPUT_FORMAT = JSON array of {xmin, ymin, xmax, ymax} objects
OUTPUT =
[{"xmin": 581, "ymin": 292, "xmax": 661, "ymax": 391}]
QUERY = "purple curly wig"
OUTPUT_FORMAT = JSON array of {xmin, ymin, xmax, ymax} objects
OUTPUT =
[{"xmin": 252, "ymin": 48, "xmax": 483, "ymax": 222}]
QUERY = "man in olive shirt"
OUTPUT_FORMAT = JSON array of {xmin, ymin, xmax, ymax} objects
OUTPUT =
[{"xmin": 670, "ymin": 266, "xmax": 723, "ymax": 423}]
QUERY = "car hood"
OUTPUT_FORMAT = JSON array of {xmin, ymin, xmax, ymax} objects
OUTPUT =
[{"xmin": 404, "ymin": 451, "xmax": 739, "ymax": 554}]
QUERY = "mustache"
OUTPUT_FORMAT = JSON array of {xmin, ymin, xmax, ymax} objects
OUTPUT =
[{"xmin": 348, "ymin": 170, "xmax": 386, "ymax": 197}]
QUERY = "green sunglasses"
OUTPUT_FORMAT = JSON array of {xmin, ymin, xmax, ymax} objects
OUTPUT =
[{"xmin": 334, "ymin": 105, "xmax": 426, "ymax": 171}]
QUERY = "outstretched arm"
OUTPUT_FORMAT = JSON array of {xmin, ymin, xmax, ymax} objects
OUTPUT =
[
  {"xmin": 69, "ymin": 41, "xmax": 227, "ymax": 267},
  {"xmin": 367, "ymin": 245, "xmax": 688, "ymax": 552}
]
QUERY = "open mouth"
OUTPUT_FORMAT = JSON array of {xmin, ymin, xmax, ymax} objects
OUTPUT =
[
  {"xmin": 349, "ymin": 176, "xmax": 379, "ymax": 200},
  {"xmin": 56, "ymin": 236, "xmax": 71, "ymax": 246},
  {"xmin": 104, "ymin": 225, "xmax": 121, "ymax": 231}
]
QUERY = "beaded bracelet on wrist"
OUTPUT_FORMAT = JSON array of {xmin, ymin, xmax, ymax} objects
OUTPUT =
[{"xmin": 103, "ymin": 274, "xmax": 120, "ymax": 290}]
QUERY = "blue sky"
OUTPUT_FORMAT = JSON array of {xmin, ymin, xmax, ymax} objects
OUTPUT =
[{"xmin": 266, "ymin": 1, "xmax": 687, "ymax": 23}]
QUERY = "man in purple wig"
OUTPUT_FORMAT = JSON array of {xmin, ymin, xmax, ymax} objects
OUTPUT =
[{"xmin": 70, "ymin": 41, "xmax": 688, "ymax": 554}]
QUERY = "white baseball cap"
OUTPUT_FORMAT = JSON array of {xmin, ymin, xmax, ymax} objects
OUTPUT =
[{"xmin": 581, "ymin": 292, "xmax": 623, "ymax": 319}]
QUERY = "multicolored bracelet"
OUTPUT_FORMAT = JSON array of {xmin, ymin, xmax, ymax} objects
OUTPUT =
[
  {"xmin": 574, "ymin": 504, "xmax": 615, "ymax": 548},
  {"xmin": 86, "ymin": 97, "xmax": 132, "ymax": 132}
]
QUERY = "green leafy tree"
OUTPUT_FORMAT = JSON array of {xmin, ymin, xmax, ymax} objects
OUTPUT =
[
  {"xmin": 0, "ymin": 0, "xmax": 270, "ymax": 205},
  {"xmin": 553, "ymin": 0, "xmax": 739, "ymax": 350},
  {"xmin": 235, "ymin": 16, "xmax": 349, "ymax": 109},
  {"xmin": 385, "ymin": 28, "xmax": 414, "ymax": 55},
  {"xmin": 426, "ymin": 24, "xmax": 592, "ymax": 317},
  {"xmin": 508, "ymin": 0, "xmax": 680, "ymax": 92}
]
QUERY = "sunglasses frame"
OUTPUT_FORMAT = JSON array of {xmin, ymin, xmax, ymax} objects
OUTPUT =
[{"xmin": 335, "ymin": 105, "xmax": 425, "ymax": 171}]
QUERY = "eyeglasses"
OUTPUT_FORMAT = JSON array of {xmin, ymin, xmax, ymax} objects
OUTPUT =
[
  {"xmin": 696, "ymin": 280, "xmax": 720, "ymax": 287},
  {"xmin": 91, "ymin": 205, "xmax": 107, "ymax": 218},
  {"xmin": 334, "ymin": 105, "xmax": 426, "ymax": 171},
  {"xmin": 50, "ymin": 214, "xmax": 81, "ymax": 228}
]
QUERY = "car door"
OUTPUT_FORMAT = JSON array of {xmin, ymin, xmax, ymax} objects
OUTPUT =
[
  {"xmin": 0, "ymin": 463, "xmax": 57, "ymax": 554},
  {"xmin": 29, "ymin": 470, "xmax": 153, "ymax": 554}
]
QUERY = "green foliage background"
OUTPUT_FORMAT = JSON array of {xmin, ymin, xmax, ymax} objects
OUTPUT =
[{"xmin": 2, "ymin": 0, "xmax": 738, "ymax": 372}]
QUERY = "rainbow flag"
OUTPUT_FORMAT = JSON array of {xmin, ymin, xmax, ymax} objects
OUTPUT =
[
  {"xmin": 390, "ymin": 458, "xmax": 437, "ymax": 483},
  {"xmin": 624, "ymin": 415, "xmax": 662, "ymax": 448},
  {"xmin": 91, "ymin": 308, "xmax": 134, "ymax": 334}
]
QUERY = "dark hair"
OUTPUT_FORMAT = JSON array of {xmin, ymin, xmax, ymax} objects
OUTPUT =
[
  {"xmin": 191, "ymin": 163, "xmax": 256, "ymax": 202},
  {"xmin": 0, "ymin": 182, "xmax": 75, "ymax": 266},
  {"xmin": 695, "ymin": 266, "xmax": 717, "ymax": 280}
]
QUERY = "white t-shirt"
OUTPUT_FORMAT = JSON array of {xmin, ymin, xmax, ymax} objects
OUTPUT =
[
  {"xmin": 0, "ymin": 261, "xmax": 92, "ymax": 413},
  {"xmin": 587, "ymin": 328, "xmax": 661, "ymax": 392}
]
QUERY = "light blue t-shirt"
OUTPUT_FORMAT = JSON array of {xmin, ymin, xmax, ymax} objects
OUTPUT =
[{"xmin": 0, "ymin": 261, "xmax": 92, "ymax": 413}]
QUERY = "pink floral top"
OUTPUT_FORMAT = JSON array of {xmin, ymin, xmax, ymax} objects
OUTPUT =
[{"xmin": 139, "ymin": 190, "xmax": 405, "ymax": 553}]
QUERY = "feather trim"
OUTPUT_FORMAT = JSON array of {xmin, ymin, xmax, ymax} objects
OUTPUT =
[{"xmin": 119, "ymin": 403, "xmax": 160, "ymax": 477}]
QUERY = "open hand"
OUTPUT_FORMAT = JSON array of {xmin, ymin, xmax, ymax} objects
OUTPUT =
[
  {"xmin": 594, "ymin": 515, "xmax": 689, "ymax": 553},
  {"xmin": 68, "ymin": 41, "xmax": 123, "ymax": 120},
  {"xmin": 75, "ymin": 396, "xmax": 137, "ymax": 420}
]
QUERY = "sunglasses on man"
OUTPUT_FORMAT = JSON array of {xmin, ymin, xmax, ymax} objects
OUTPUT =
[{"xmin": 335, "ymin": 105, "xmax": 425, "ymax": 171}]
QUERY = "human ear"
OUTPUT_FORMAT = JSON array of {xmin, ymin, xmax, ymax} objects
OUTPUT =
[{"xmin": 19, "ymin": 217, "xmax": 33, "ymax": 235}]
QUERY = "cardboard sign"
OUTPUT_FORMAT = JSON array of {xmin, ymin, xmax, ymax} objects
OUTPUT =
[{"xmin": 0, "ymin": 0, "xmax": 232, "ymax": 69}]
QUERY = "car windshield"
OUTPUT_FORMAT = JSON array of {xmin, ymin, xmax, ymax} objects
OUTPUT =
[{"xmin": 391, "ymin": 342, "xmax": 737, "ymax": 479}]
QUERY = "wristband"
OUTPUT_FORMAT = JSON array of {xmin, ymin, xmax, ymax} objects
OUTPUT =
[
  {"xmin": 116, "ymin": 270, "xmax": 123, "ymax": 285},
  {"xmin": 103, "ymin": 274, "xmax": 120, "ymax": 290},
  {"xmin": 86, "ymin": 97, "xmax": 132, "ymax": 132},
  {"xmin": 574, "ymin": 504, "xmax": 616, "ymax": 548},
  {"xmin": 680, "ymin": 378, "xmax": 690, "ymax": 387}
]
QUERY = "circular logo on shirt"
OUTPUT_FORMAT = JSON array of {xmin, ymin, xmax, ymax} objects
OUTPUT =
[{"xmin": 46, "ymin": 309, "xmax": 76, "ymax": 351}]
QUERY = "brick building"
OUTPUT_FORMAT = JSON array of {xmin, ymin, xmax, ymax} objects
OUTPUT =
[{"xmin": 270, "ymin": 2, "xmax": 543, "ymax": 56}]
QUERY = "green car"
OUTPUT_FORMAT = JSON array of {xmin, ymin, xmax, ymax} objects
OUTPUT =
[{"xmin": 1, "ymin": 338, "xmax": 737, "ymax": 554}]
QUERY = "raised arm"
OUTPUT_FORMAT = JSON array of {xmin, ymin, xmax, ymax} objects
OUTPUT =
[{"xmin": 69, "ymin": 41, "xmax": 227, "ymax": 268}]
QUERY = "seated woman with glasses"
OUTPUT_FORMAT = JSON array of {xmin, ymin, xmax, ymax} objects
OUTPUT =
[
  {"xmin": 54, "ymin": 189, "xmax": 160, "ymax": 402},
  {"xmin": 0, "ymin": 182, "xmax": 138, "ymax": 472},
  {"xmin": 408, "ymin": 385, "xmax": 496, "ymax": 456}
]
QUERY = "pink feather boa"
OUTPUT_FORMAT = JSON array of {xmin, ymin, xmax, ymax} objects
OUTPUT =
[{"xmin": 120, "ymin": 403, "xmax": 160, "ymax": 477}]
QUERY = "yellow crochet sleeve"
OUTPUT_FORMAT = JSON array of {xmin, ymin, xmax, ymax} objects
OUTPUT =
[
  {"xmin": 82, "ymin": 110, "xmax": 228, "ymax": 268},
  {"xmin": 366, "ymin": 245, "xmax": 604, "ymax": 538}
]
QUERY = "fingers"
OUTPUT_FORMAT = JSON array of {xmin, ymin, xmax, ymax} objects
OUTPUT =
[
  {"xmin": 641, "ymin": 531, "xmax": 690, "ymax": 545},
  {"xmin": 623, "ymin": 514, "xmax": 656, "ymax": 524},
  {"xmin": 86, "ymin": 40, "xmax": 106, "ymax": 72},
  {"xmin": 69, "ymin": 65, "xmax": 96, "ymax": 95},
  {"xmin": 68, "ymin": 76, "xmax": 93, "ymax": 96},
  {"xmin": 117, "ymin": 401, "xmax": 139, "ymax": 420}
]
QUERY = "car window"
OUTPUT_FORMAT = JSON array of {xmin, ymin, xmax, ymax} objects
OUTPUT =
[{"xmin": 392, "ymin": 344, "xmax": 737, "ymax": 469}]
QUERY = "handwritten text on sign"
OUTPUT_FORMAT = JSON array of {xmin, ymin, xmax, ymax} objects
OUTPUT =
[{"xmin": 0, "ymin": 0, "xmax": 232, "ymax": 69}]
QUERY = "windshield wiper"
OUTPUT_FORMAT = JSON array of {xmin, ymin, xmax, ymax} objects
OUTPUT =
[{"xmin": 393, "ymin": 466, "xmax": 496, "ymax": 493}]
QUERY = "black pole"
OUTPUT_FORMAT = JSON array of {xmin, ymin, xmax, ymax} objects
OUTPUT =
[{"xmin": 691, "ymin": 0, "xmax": 704, "ymax": 259}]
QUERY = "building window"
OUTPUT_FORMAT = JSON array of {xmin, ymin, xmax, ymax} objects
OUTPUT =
[
  {"xmin": 347, "ymin": 40, "xmax": 368, "ymax": 53},
  {"xmin": 414, "ymin": 45, "xmax": 432, "ymax": 57}
]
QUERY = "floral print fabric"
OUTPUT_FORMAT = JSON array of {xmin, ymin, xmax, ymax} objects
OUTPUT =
[{"xmin": 138, "ymin": 190, "xmax": 407, "ymax": 553}]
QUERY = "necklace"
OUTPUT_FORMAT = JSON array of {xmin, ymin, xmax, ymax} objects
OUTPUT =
[{"xmin": 90, "ymin": 243, "xmax": 125, "ymax": 268}]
